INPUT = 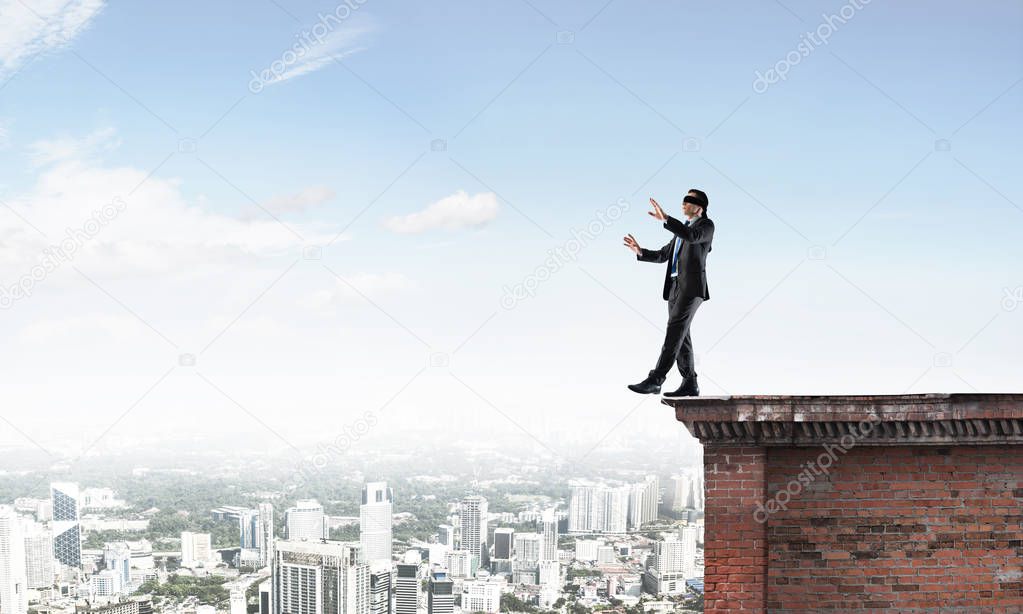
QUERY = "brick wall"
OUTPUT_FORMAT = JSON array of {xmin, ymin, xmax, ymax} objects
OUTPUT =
[
  {"xmin": 703, "ymin": 445, "xmax": 768, "ymax": 613},
  {"xmin": 765, "ymin": 445, "xmax": 1023, "ymax": 612}
]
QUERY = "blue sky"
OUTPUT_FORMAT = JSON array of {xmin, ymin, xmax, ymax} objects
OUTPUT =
[{"xmin": 0, "ymin": 0, "xmax": 1020, "ymax": 457}]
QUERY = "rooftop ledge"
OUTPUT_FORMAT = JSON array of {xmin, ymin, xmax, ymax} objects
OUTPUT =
[{"xmin": 663, "ymin": 393, "xmax": 1023, "ymax": 446}]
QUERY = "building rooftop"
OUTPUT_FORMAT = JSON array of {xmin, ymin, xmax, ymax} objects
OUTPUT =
[{"xmin": 664, "ymin": 393, "xmax": 1023, "ymax": 446}]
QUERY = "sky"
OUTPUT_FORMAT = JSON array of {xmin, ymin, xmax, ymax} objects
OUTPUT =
[{"xmin": 0, "ymin": 0, "xmax": 1021, "ymax": 462}]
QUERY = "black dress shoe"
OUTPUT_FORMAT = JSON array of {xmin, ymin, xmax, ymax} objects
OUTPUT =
[
  {"xmin": 663, "ymin": 378, "xmax": 699, "ymax": 398},
  {"xmin": 627, "ymin": 377, "xmax": 662, "ymax": 395}
]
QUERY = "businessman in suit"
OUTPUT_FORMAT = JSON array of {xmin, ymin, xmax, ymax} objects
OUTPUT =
[{"xmin": 623, "ymin": 189, "xmax": 714, "ymax": 397}]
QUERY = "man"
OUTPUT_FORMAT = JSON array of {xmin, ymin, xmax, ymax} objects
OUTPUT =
[{"xmin": 623, "ymin": 189, "xmax": 714, "ymax": 397}]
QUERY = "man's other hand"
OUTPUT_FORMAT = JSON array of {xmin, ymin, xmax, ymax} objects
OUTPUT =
[
  {"xmin": 624, "ymin": 233, "xmax": 641, "ymax": 256},
  {"xmin": 648, "ymin": 198, "xmax": 667, "ymax": 221}
]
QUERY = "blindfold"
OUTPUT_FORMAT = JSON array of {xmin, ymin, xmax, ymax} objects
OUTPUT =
[{"xmin": 683, "ymin": 195, "xmax": 707, "ymax": 208}]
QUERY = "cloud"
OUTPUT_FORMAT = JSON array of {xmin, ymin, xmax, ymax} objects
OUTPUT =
[
  {"xmin": 27, "ymin": 126, "xmax": 119, "ymax": 166},
  {"xmin": 242, "ymin": 185, "xmax": 335, "ymax": 219},
  {"xmin": 0, "ymin": 0, "xmax": 105, "ymax": 78},
  {"xmin": 1, "ymin": 129, "xmax": 332, "ymax": 283},
  {"xmin": 383, "ymin": 190, "xmax": 499, "ymax": 234}
]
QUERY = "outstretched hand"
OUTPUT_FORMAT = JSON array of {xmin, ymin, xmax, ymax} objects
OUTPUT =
[
  {"xmin": 623, "ymin": 233, "xmax": 641, "ymax": 256},
  {"xmin": 648, "ymin": 198, "xmax": 667, "ymax": 221}
]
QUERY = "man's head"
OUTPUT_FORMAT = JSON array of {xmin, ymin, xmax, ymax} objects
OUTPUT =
[{"xmin": 682, "ymin": 189, "xmax": 709, "ymax": 219}]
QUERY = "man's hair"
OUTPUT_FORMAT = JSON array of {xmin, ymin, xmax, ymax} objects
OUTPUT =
[{"xmin": 687, "ymin": 189, "xmax": 709, "ymax": 209}]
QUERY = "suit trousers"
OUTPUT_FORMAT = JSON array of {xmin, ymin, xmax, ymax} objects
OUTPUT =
[{"xmin": 650, "ymin": 278, "xmax": 703, "ymax": 382}]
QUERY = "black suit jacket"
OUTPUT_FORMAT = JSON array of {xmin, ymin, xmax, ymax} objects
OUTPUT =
[{"xmin": 637, "ymin": 214, "xmax": 714, "ymax": 301}]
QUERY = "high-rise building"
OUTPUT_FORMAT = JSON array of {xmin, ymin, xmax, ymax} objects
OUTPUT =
[
  {"xmin": 103, "ymin": 542, "xmax": 131, "ymax": 592},
  {"xmin": 91, "ymin": 568, "xmax": 122, "ymax": 597},
  {"xmin": 360, "ymin": 483, "xmax": 392, "ymax": 567},
  {"xmin": 240, "ymin": 509, "xmax": 259, "ymax": 550},
  {"xmin": 272, "ymin": 540, "xmax": 369, "ymax": 614},
  {"xmin": 444, "ymin": 550, "xmax": 470, "ymax": 579},
  {"xmin": 258, "ymin": 503, "xmax": 275, "ymax": 568},
  {"xmin": 426, "ymin": 571, "xmax": 453, "ymax": 614},
  {"xmin": 642, "ymin": 530, "xmax": 697, "ymax": 596},
  {"xmin": 539, "ymin": 510, "xmax": 557, "ymax": 562},
  {"xmin": 368, "ymin": 567, "xmax": 390, "ymax": 614},
  {"xmin": 21, "ymin": 521, "xmax": 53, "ymax": 589},
  {"xmin": 513, "ymin": 533, "xmax": 540, "ymax": 565},
  {"xmin": 180, "ymin": 532, "xmax": 214, "ymax": 568},
  {"xmin": 393, "ymin": 563, "xmax": 418, "ymax": 614},
  {"xmin": 0, "ymin": 507, "xmax": 27, "ymax": 614},
  {"xmin": 628, "ymin": 476, "xmax": 659, "ymax": 530},
  {"xmin": 669, "ymin": 474, "xmax": 693, "ymax": 511},
  {"xmin": 286, "ymin": 500, "xmax": 326, "ymax": 542},
  {"xmin": 511, "ymin": 532, "xmax": 540, "ymax": 585},
  {"xmin": 458, "ymin": 496, "xmax": 487, "ymax": 572},
  {"xmin": 258, "ymin": 579, "xmax": 271, "ymax": 614},
  {"xmin": 492, "ymin": 528, "xmax": 513, "ymax": 560},
  {"xmin": 437, "ymin": 525, "xmax": 454, "ymax": 548},
  {"xmin": 568, "ymin": 484, "xmax": 629, "ymax": 534},
  {"xmin": 50, "ymin": 482, "xmax": 81, "ymax": 568}
]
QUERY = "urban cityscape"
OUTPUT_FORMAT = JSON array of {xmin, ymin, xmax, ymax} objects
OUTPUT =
[{"xmin": 0, "ymin": 435, "xmax": 706, "ymax": 614}]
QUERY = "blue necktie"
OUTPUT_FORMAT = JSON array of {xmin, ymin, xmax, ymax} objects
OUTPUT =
[
  {"xmin": 670, "ymin": 221, "xmax": 689, "ymax": 276},
  {"xmin": 671, "ymin": 238, "xmax": 682, "ymax": 275}
]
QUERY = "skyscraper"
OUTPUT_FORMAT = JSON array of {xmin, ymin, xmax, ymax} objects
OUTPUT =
[
  {"xmin": 368, "ymin": 567, "xmax": 391, "ymax": 614},
  {"xmin": 272, "ymin": 540, "xmax": 369, "ymax": 614},
  {"xmin": 492, "ymin": 528, "xmax": 514, "ymax": 560},
  {"xmin": 437, "ymin": 525, "xmax": 454, "ymax": 548},
  {"xmin": 393, "ymin": 563, "xmax": 418, "ymax": 614},
  {"xmin": 103, "ymin": 542, "xmax": 131, "ymax": 591},
  {"xmin": 359, "ymin": 483, "xmax": 392, "ymax": 567},
  {"xmin": 628, "ymin": 475, "xmax": 659, "ymax": 530},
  {"xmin": 568, "ymin": 484, "xmax": 629, "ymax": 534},
  {"xmin": 286, "ymin": 500, "xmax": 326, "ymax": 542},
  {"xmin": 180, "ymin": 532, "xmax": 213, "ymax": 568},
  {"xmin": 426, "ymin": 571, "xmax": 453, "ymax": 614},
  {"xmin": 0, "ymin": 506, "xmax": 28, "ymax": 614},
  {"xmin": 240, "ymin": 509, "xmax": 259, "ymax": 549},
  {"xmin": 458, "ymin": 496, "xmax": 487, "ymax": 572},
  {"xmin": 258, "ymin": 503, "xmax": 275, "ymax": 568},
  {"xmin": 539, "ymin": 510, "xmax": 557, "ymax": 562},
  {"xmin": 642, "ymin": 529, "xmax": 697, "ymax": 596},
  {"xmin": 21, "ymin": 521, "xmax": 53, "ymax": 589},
  {"xmin": 444, "ymin": 550, "xmax": 470, "ymax": 579},
  {"xmin": 50, "ymin": 482, "xmax": 81, "ymax": 568}
]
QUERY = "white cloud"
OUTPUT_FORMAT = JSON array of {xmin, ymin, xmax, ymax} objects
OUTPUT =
[
  {"xmin": 27, "ymin": 126, "xmax": 119, "ymax": 166},
  {"xmin": 1, "ymin": 129, "xmax": 332, "ymax": 281},
  {"xmin": 243, "ymin": 185, "xmax": 335, "ymax": 219},
  {"xmin": 383, "ymin": 190, "xmax": 499, "ymax": 234},
  {"xmin": 0, "ymin": 0, "xmax": 105, "ymax": 78}
]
